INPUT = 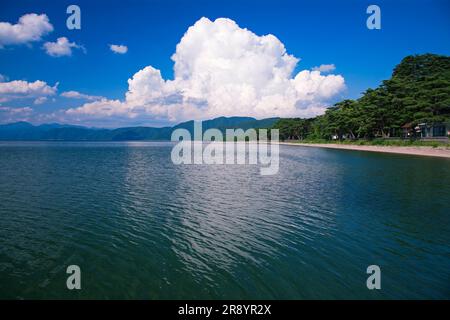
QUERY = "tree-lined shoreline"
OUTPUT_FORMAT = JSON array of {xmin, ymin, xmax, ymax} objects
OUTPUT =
[{"xmin": 272, "ymin": 54, "xmax": 450, "ymax": 144}]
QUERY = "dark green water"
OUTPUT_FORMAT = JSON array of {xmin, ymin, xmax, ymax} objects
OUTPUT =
[{"xmin": 0, "ymin": 141, "xmax": 449, "ymax": 299}]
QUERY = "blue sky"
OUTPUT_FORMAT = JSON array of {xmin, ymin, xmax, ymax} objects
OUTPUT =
[{"xmin": 0, "ymin": 0, "xmax": 449, "ymax": 127}]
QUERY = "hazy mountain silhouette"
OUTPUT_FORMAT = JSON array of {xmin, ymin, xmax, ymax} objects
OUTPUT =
[{"xmin": 0, "ymin": 117, "xmax": 279, "ymax": 141}]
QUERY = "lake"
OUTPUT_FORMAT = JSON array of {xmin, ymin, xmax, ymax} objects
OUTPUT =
[{"xmin": 0, "ymin": 141, "xmax": 449, "ymax": 299}]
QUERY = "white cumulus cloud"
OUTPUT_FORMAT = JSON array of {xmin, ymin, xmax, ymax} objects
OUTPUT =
[
  {"xmin": 109, "ymin": 44, "xmax": 128, "ymax": 54},
  {"xmin": 67, "ymin": 17, "xmax": 345, "ymax": 124},
  {"xmin": 33, "ymin": 96, "xmax": 48, "ymax": 105},
  {"xmin": 0, "ymin": 106, "xmax": 33, "ymax": 123},
  {"xmin": 0, "ymin": 79, "xmax": 57, "ymax": 102},
  {"xmin": 43, "ymin": 37, "xmax": 83, "ymax": 57},
  {"xmin": 61, "ymin": 90, "xmax": 104, "ymax": 101},
  {"xmin": 0, "ymin": 13, "xmax": 53, "ymax": 48},
  {"xmin": 0, "ymin": 106, "xmax": 33, "ymax": 114},
  {"xmin": 312, "ymin": 64, "xmax": 336, "ymax": 73}
]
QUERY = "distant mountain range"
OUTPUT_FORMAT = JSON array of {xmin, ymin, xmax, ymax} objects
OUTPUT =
[{"xmin": 0, "ymin": 117, "xmax": 279, "ymax": 141}]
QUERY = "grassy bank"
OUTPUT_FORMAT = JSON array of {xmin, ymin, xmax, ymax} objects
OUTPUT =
[{"xmin": 283, "ymin": 138, "xmax": 450, "ymax": 148}]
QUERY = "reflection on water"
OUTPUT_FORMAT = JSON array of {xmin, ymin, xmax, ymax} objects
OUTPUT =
[{"xmin": 0, "ymin": 141, "xmax": 449, "ymax": 299}]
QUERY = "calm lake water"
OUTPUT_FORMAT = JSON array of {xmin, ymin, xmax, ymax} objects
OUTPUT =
[{"xmin": 0, "ymin": 141, "xmax": 449, "ymax": 299}]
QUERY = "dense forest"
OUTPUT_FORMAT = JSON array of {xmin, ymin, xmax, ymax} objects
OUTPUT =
[{"xmin": 273, "ymin": 54, "xmax": 450, "ymax": 141}]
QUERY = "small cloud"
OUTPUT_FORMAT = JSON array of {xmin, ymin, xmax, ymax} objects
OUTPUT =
[
  {"xmin": 0, "ymin": 106, "xmax": 33, "ymax": 123},
  {"xmin": 0, "ymin": 106, "xmax": 33, "ymax": 114},
  {"xmin": 33, "ymin": 97, "xmax": 48, "ymax": 105},
  {"xmin": 43, "ymin": 37, "xmax": 83, "ymax": 57},
  {"xmin": 61, "ymin": 90, "xmax": 104, "ymax": 101},
  {"xmin": 312, "ymin": 64, "xmax": 336, "ymax": 73},
  {"xmin": 0, "ymin": 74, "xmax": 7, "ymax": 82},
  {"xmin": 0, "ymin": 13, "xmax": 53, "ymax": 48},
  {"xmin": 109, "ymin": 44, "xmax": 128, "ymax": 54},
  {"xmin": 0, "ymin": 79, "xmax": 57, "ymax": 102}
]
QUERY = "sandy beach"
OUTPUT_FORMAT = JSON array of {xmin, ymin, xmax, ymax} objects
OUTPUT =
[{"xmin": 280, "ymin": 142, "xmax": 450, "ymax": 159}]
